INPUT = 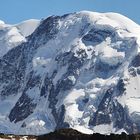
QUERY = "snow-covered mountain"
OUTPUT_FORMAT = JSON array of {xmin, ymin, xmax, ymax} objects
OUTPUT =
[
  {"xmin": 0, "ymin": 11, "xmax": 140, "ymax": 135},
  {"xmin": 0, "ymin": 19, "xmax": 40, "ymax": 57}
]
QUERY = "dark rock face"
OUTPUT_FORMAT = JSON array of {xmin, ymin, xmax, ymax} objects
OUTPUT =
[
  {"xmin": 6, "ymin": 15, "xmax": 66, "ymax": 123},
  {"xmin": 94, "ymin": 60, "xmax": 121, "ymax": 79},
  {"xmin": 113, "ymin": 102, "xmax": 135, "ymax": 133},
  {"xmin": 9, "ymin": 72, "xmax": 41, "ymax": 122},
  {"xmin": 128, "ymin": 67, "xmax": 137, "ymax": 77},
  {"xmin": 4, "ymin": 16, "xmax": 64, "ymax": 124},
  {"xmin": 89, "ymin": 88, "xmax": 113, "ymax": 126},
  {"xmin": 29, "ymin": 16, "xmax": 61, "ymax": 47},
  {"xmin": 131, "ymin": 53, "xmax": 140, "ymax": 67},
  {"xmin": 129, "ymin": 53, "xmax": 140, "ymax": 77},
  {"xmin": 116, "ymin": 79, "xmax": 126, "ymax": 96},
  {"xmin": 9, "ymin": 94, "xmax": 36, "ymax": 123},
  {"xmin": 82, "ymin": 28, "xmax": 115, "ymax": 46},
  {"xmin": 0, "ymin": 45, "xmax": 26, "ymax": 98},
  {"xmin": 55, "ymin": 105, "xmax": 70, "ymax": 129},
  {"xmin": 89, "ymin": 83, "xmax": 135, "ymax": 134}
]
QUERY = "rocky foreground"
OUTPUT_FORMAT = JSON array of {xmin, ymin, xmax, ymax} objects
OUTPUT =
[{"xmin": 0, "ymin": 129, "xmax": 140, "ymax": 140}]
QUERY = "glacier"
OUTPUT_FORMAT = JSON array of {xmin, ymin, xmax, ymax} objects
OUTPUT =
[
  {"xmin": 0, "ymin": 11, "xmax": 140, "ymax": 135},
  {"xmin": 0, "ymin": 19, "xmax": 40, "ymax": 57}
]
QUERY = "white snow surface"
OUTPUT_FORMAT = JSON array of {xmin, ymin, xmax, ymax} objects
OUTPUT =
[
  {"xmin": 0, "ymin": 20, "xmax": 5, "ymax": 25},
  {"xmin": 16, "ymin": 19, "xmax": 40, "ymax": 37},
  {"xmin": 0, "ymin": 19, "xmax": 40, "ymax": 57},
  {"xmin": 0, "ymin": 11, "xmax": 140, "ymax": 135}
]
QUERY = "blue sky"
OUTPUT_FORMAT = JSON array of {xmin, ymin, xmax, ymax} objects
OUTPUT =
[{"xmin": 0, "ymin": 0, "xmax": 140, "ymax": 24}]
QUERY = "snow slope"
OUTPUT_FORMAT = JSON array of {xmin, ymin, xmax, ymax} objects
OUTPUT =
[
  {"xmin": 0, "ymin": 19, "xmax": 40, "ymax": 57},
  {"xmin": 0, "ymin": 11, "xmax": 140, "ymax": 135},
  {"xmin": 16, "ymin": 19, "xmax": 40, "ymax": 37}
]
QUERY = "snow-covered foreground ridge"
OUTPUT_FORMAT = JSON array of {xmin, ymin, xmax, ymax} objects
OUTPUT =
[{"xmin": 0, "ymin": 11, "xmax": 140, "ymax": 135}]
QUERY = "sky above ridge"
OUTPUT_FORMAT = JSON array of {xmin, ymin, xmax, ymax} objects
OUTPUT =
[{"xmin": 0, "ymin": 0, "xmax": 140, "ymax": 24}]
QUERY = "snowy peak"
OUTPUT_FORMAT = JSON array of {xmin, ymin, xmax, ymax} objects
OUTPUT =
[
  {"xmin": 0, "ymin": 19, "xmax": 40, "ymax": 57},
  {"xmin": 0, "ymin": 11, "xmax": 140, "ymax": 135},
  {"xmin": 78, "ymin": 11, "xmax": 140, "ymax": 45},
  {"xmin": 15, "ymin": 19, "xmax": 40, "ymax": 37},
  {"xmin": 79, "ymin": 11, "xmax": 140, "ymax": 29}
]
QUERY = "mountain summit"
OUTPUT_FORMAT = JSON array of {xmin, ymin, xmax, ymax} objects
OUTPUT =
[{"xmin": 0, "ymin": 11, "xmax": 140, "ymax": 135}]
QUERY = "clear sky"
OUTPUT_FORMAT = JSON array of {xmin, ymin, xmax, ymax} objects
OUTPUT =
[{"xmin": 0, "ymin": 0, "xmax": 140, "ymax": 24}]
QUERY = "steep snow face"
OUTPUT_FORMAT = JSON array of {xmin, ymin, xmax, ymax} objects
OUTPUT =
[
  {"xmin": 0, "ymin": 11, "xmax": 140, "ymax": 135},
  {"xmin": 15, "ymin": 19, "xmax": 40, "ymax": 37},
  {"xmin": 0, "ymin": 19, "xmax": 40, "ymax": 57}
]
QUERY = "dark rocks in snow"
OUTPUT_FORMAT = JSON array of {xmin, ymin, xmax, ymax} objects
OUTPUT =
[
  {"xmin": 82, "ymin": 28, "xmax": 115, "ymax": 46},
  {"xmin": 9, "ymin": 94, "xmax": 36, "ymax": 123},
  {"xmin": 131, "ymin": 53, "xmax": 140, "ymax": 67}
]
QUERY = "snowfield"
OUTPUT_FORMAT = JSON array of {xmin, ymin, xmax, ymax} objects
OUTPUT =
[{"xmin": 0, "ymin": 19, "xmax": 40, "ymax": 57}]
